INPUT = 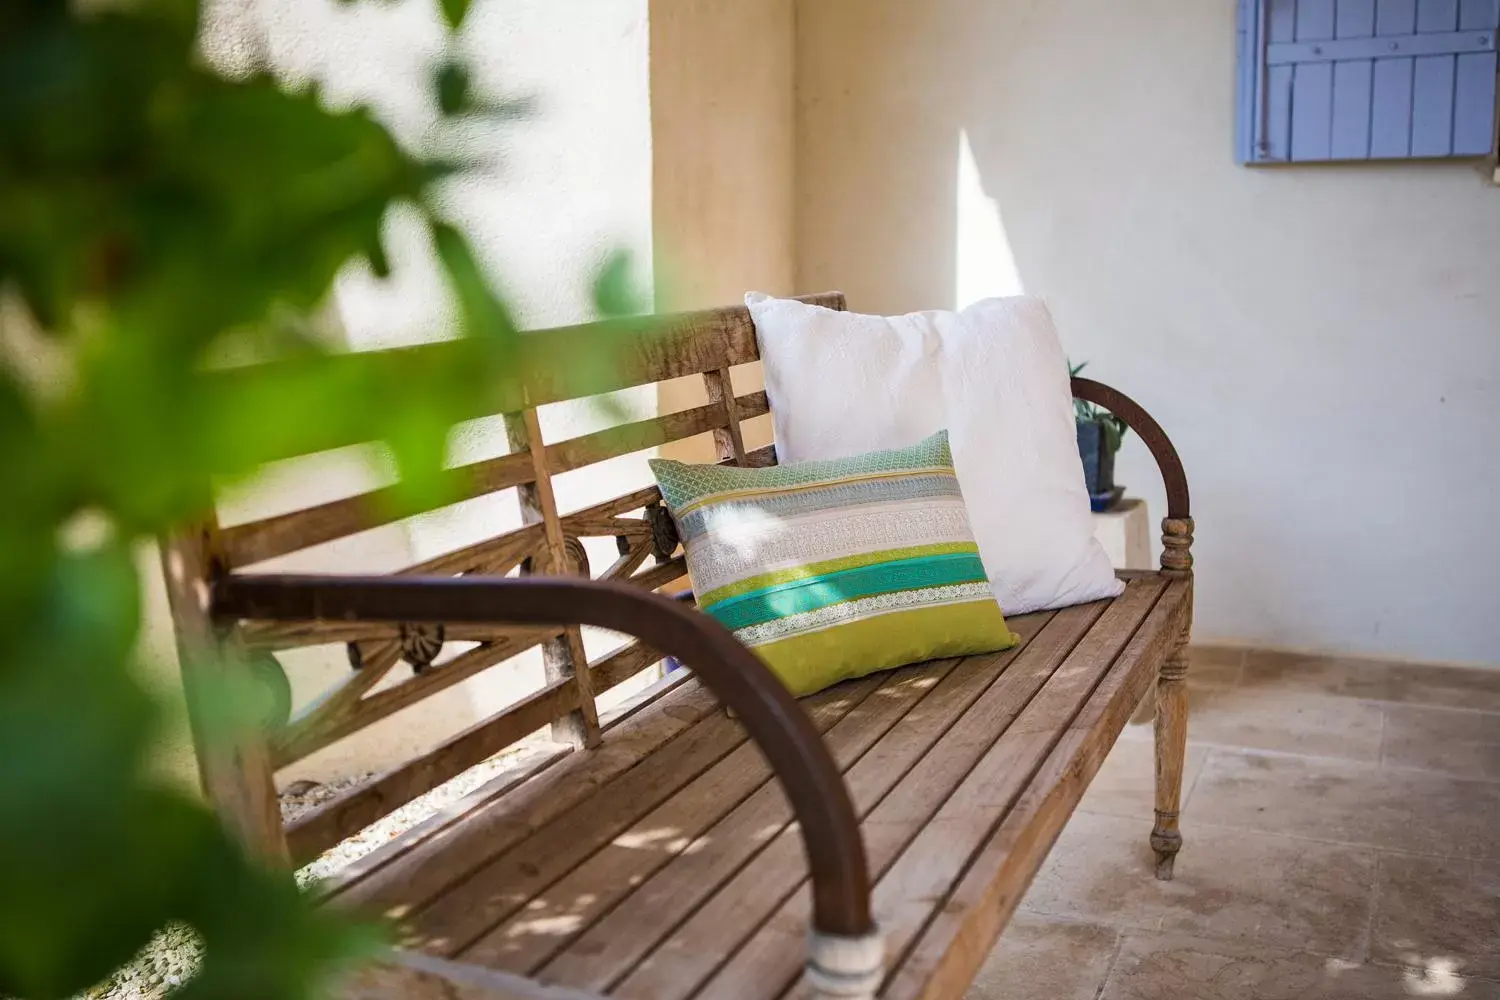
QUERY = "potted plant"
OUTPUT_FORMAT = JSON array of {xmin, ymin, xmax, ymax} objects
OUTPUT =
[{"xmin": 1070, "ymin": 362, "xmax": 1129, "ymax": 512}]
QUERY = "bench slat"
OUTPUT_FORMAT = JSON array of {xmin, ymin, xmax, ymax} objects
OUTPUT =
[
  {"xmin": 328, "ymin": 574, "xmax": 1188, "ymax": 1000},
  {"xmin": 463, "ymin": 657, "xmax": 967, "ymax": 973},
  {"xmin": 882, "ymin": 578, "xmax": 1190, "ymax": 1000},
  {"xmin": 272, "ymin": 627, "xmax": 562, "ymax": 772},
  {"xmin": 287, "ymin": 662, "xmax": 578, "ymax": 864},
  {"xmin": 328, "ymin": 680, "xmax": 723, "ymax": 912},
  {"xmin": 220, "ymin": 450, "xmax": 537, "ymax": 568},
  {"xmin": 534, "ymin": 611, "xmax": 1057, "ymax": 994},
  {"xmin": 608, "ymin": 600, "xmax": 1109, "ymax": 1000},
  {"xmin": 408, "ymin": 675, "xmax": 886, "ymax": 958},
  {"xmin": 689, "ymin": 579, "xmax": 1167, "ymax": 1000}
]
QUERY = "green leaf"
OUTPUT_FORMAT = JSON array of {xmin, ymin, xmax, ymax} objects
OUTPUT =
[
  {"xmin": 592, "ymin": 248, "xmax": 648, "ymax": 319},
  {"xmin": 434, "ymin": 60, "xmax": 471, "ymax": 116},
  {"xmin": 438, "ymin": 0, "xmax": 471, "ymax": 30}
]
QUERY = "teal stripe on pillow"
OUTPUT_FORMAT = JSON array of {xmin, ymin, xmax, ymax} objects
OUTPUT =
[
  {"xmin": 648, "ymin": 430, "xmax": 1019, "ymax": 698},
  {"xmin": 702, "ymin": 551, "xmax": 990, "ymax": 632}
]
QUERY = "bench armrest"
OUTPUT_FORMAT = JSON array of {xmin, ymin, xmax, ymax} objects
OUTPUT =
[
  {"xmin": 1071, "ymin": 377, "xmax": 1194, "ymax": 576},
  {"xmin": 212, "ymin": 573, "xmax": 875, "ymax": 942}
]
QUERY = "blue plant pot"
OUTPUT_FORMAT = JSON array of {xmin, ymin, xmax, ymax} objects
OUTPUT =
[{"xmin": 1077, "ymin": 419, "xmax": 1122, "ymax": 512}]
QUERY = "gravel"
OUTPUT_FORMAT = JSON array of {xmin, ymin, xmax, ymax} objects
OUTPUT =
[
  {"xmin": 82, "ymin": 745, "xmax": 541, "ymax": 999},
  {"xmin": 83, "ymin": 925, "xmax": 201, "ymax": 1000}
]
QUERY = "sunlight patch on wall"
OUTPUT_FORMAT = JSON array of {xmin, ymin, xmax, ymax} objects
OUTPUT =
[{"xmin": 956, "ymin": 129, "xmax": 1023, "ymax": 308}]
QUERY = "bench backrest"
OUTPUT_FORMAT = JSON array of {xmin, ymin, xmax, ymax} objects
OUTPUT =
[{"xmin": 167, "ymin": 293, "xmax": 847, "ymax": 864}]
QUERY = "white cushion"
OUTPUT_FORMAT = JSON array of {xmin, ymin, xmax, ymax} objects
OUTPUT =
[{"xmin": 745, "ymin": 291, "xmax": 1123, "ymax": 615}]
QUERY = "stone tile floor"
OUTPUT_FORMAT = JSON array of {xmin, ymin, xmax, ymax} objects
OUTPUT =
[{"xmin": 972, "ymin": 647, "xmax": 1500, "ymax": 999}]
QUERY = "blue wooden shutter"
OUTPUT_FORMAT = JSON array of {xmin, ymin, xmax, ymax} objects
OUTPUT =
[{"xmin": 1238, "ymin": 0, "xmax": 1500, "ymax": 162}]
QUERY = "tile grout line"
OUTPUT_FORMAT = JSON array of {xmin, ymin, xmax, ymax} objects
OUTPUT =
[
  {"xmin": 1174, "ymin": 741, "xmax": 1500, "ymax": 784},
  {"xmin": 1091, "ymin": 926, "xmax": 1127, "ymax": 1000},
  {"xmin": 1178, "ymin": 817, "xmax": 1497, "ymax": 864},
  {"xmin": 1019, "ymin": 900, "xmax": 1376, "ymax": 969},
  {"xmin": 1113, "ymin": 728, "xmax": 1500, "ymax": 784},
  {"xmin": 1375, "ymin": 705, "xmax": 1390, "ymax": 771},
  {"xmin": 1354, "ymin": 851, "xmax": 1383, "ymax": 966}
]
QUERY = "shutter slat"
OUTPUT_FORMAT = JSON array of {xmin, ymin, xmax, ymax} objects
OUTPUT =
[
  {"xmin": 1417, "ymin": 0, "xmax": 1461, "ymax": 31},
  {"xmin": 1266, "ymin": 63, "xmax": 1297, "ymax": 159},
  {"xmin": 1458, "ymin": 0, "xmax": 1499, "ymax": 28},
  {"xmin": 1338, "ymin": 0, "xmax": 1379, "ymax": 35},
  {"xmin": 1410, "ymin": 54, "xmax": 1458, "ymax": 154},
  {"xmin": 1271, "ymin": 0, "xmax": 1300, "ymax": 41},
  {"xmin": 1292, "ymin": 63, "xmax": 1338, "ymax": 158},
  {"xmin": 1239, "ymin": 0, "xmax": 1495, "ymax": 164},
  {"xmin": 1370, "ymin": 57, "xmax": 1418, "ymax": 154},
  {"xmin": 1452, "ymin": 51, "xmax": 1499, "ymax": 152},
  {"xmin": 1332, "ymin": 60, "xmax": 1378, "ymax": 155},
  {"xmin": 1299, "ymin": 0, "xmax": 1340, "ymax": 37},
  {"xmin": 1377, "ymin": 0, "xmax": 1420, "ymax": 32}
]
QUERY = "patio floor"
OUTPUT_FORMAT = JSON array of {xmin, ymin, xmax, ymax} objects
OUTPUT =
[{"xmin": 975, "ymin": 647, "xmax": 1500, "ymax": 999}]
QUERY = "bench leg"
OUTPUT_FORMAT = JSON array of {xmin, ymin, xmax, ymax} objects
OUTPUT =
[{"xmin": 1150, "ymin": 631, "xmax": 1189, "ymax": 880}]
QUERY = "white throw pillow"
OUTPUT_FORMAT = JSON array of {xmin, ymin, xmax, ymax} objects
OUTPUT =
[{"xmin": 745, "ymin": 291, "xmax": 1123, "ymax": 615}]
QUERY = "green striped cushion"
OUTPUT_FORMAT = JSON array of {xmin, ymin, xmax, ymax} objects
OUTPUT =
[{"xmin": 649, "ymin": 431, "xmax": 1019, "ymax": 696}]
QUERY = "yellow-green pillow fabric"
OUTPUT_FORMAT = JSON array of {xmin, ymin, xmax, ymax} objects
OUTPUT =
[{"xmin": 648, "ymin": 431, "xmax": 1019, "ymax": 697}]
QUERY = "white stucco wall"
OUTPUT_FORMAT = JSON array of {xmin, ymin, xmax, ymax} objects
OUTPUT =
[
  {"xmin": 184, "ymin": 0, "xmax": 656, "ymax": 784},
  {"xmin": 795, "ymin": 0, "xmax": 1500, "ymax": 666},
  {"xmin": 649, "ymin": 0, "xmax": 797, "ymax": 462}
]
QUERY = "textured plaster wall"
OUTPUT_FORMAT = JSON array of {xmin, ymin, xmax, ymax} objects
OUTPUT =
[
  {"xmin": 794, "ymin": 0, "xmax": 1500, "ymax": 666},
  {"xmin": 649, "ymin": 0, "xmax": 797, "ymax": 464},
  {"xmin": 156, "ymin": 0, "xmax": 658, "ymax": 786}
]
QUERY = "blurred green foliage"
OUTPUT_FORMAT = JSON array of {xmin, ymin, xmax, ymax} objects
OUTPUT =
[{"xmin": 0, "ymin": 1, "xmax": 608, "ymax": 996}]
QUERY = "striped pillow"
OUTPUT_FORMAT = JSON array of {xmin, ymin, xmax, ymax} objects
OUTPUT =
[{"xmin": 648, "ymin": 431, "xmax": 1019, "ymax": 696}]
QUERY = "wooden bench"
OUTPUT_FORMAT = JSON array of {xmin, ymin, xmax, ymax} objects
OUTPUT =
[{"xmin": 163, "ymin": 293, "xmax": 1195, "ymax": 1000}]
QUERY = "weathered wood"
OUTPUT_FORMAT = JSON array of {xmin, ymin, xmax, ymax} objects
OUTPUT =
[
  {"xmin": 330, "ymin": 682, "xmax": 722, "ymax": 914},
  {"xmin": 1072, "ymin": 378, "xmax": 1190, "ymax": 521},
  {"xmin": 555, "ymin": 440, "xmax": 773, "ymax": 541},
  {"xmin": 1160, "ymin": 516, "xmax": 1195, "ymax": 578},
  {"xmin": 315, "ymin": 745, "xmax": 571, "ymax": 902},
  {"xmin": 690, "ymin": 581, "xmax": 1167, "ymax": 1000},
  {"xmin": 460, "ymin": 673, "xmax": 894, "ymax": 971},
  {"xmin": 159, "ymin": 523, "xmax": 289, "ymax": 864},
  {"xmin": 1151, "ymin": 515, "xmax": 1194, "ymax": 879},
  {"xmin": 609, "ymin": 606, "xmax": 1099, "ymax": 1000},
  {"xmin": 702, "ymin": 368, "xmax": 747, "ymax": 464},
  {"xmin": 1151, "ymin": 613, "xmax": 1192, "ymax": 880},
  {"xmin": 882, "ymin": 580, "xmax": 1190, "ymax": 1000},
  {"xmin": 558, "ymin": 486, "xmax": 664, "ymax": 537},
  {"xmin": 287, "ymin": 673, "xmax": 584, "ymax": 864},
  {"xmin": 735, "ymin": 390, "xmax": 770, "ymax": 422},
  {"xmin": 172, "ymin": 290, "xmax": 1203, "ymax": 1000},
  {"xmin": 594, "ymin": 668, "xmax": 692, "ymax": 730},
  {"xmin": 219, "ymin": 450, "xmax": 535, "ymax": 569},
  {"xmin": 626, "ymin": 555, "xmax": 687, "ymax": 592},
  {"xmin": 399, "ymin": 522, "xmax": 547, "ymax": 580},
  {"xmin": 406, "ymin": 710, "xmax": 754, "ymax": 955},
  {"xmin": 270, "ymin": 641, "xmax": 405, "ymax": 764},
  {"xmin": 586, "ymin": 640, "xmax": 665, "ymax": 696},
  {"xmin": 742, "ymin": 442, "xmax": 777, "ymax": 468},
  {"xmin": 270, "ymin": 627, "xmax": 561, "ymax": 768},
  {"xmin": 218, "ymin": 568, "xmax": 881, "ymax": 947},
  {"xmin": 206, "ymin": 294, "xmax": 843, "ymax": 473},
  {"xmin": 545, "ymin": 403, "xmax": 725, "ymax": 476},
  {"xmin": 599, "ymin": 535, "xmax": 652, "ymax": 581},
  {"xmin": 339, "ymin": 951, "xmax": 608, "ymax": 1000},
  {"xmin": 506, "ymin": 409, "xmax": 600, "ymax": 749},
  {"xmin": 533, "ymin": 649, "xmax": 1000, "ymax": 991}
]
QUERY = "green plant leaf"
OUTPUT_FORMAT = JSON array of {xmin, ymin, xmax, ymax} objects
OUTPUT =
[
  {"xmin": 438, "ymin": 0, "xmax": 471, "ymax": 31},
  {"xmin": 434, "ymin": 60, "xmax": 471, "ymax": 116}
]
